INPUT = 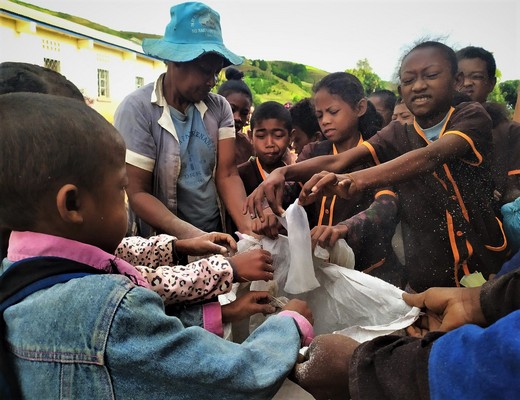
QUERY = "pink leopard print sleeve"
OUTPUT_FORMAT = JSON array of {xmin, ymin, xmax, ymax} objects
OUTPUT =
[
  {"xmin": 134, "ymin": 255, "xmax": 233, "ymax": 305},
  {"xmin": 115, "ymin": 235, "xmax": 234, "ymax": 305},
  {"xmin": 116, "ymin": 235, "xmax": 176, "ymax": 267}
]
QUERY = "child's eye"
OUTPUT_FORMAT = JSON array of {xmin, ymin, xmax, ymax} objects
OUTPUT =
[
  {"xmin": 469, "ymin": 73, "xmax": 486, "ymax": 82},
  {"xmin": 426, "ymin": 73, "xmax": 439, "ymax": 79}
]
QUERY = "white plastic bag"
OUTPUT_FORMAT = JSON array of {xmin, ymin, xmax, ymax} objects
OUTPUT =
[
  {"xmin": 237, "ymin": 203, "xmax": 420, "ymax": 341},
  {"xmin": 277, "ymin": 200, "xmax": 320, "ymax": 294},
  {"xmin": 312, "ymin": 264, "xmax": 419, "ymax": 339},
  {"xmin": 314, "ymin": 238, "xmax": 356, "ymax": 269}
]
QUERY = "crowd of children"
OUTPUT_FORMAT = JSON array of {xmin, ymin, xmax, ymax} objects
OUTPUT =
[
  {"xmin": 245, "ymin": 39, "xmax": 520, "ymax": 398},
  {"xmin": 1, "ymin": 1, "xmax": 520, "ymax": 399},
  {"xmin": 246, "ymin": 41, "xmax": 511, "ymax": 292}
]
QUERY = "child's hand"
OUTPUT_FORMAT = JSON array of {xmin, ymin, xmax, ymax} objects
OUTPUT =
[
  {"xmin": 282, "ymin": 299, "xmax": 313, "ymax": 325},
  {"xmin": 310, "ymin": 224, "xmax": 348, "ymax": 250},
  {"xmin": 175, "ymin": 232, "xmax": 237, "ymax": 257},
  {"xmin": 244, "ymin": 168, "xmax": 287, "ymax": 220},
  {"xmin": 251, "ymin": 212, "xmax": 284, "ymax": 239},
  {"xmin": 299, "ymin": 172, "xmax": 358, "ymax": 205},
  {"xmin": 229, "ymin": 249, "xmax": 274, "ymax": 282},
  {"xmin": 221, "ymin": 291, "xmax": 276, "ymax": 323},
  {"xmin": 405, "ymin": 309, "xmax": 443, "ymax": 337},
  {"xmin": 292, "ymin": 334, "xmax": 359, "ymax": 400},
  {"xmin": 403, "ymin": 286, "xmax": 486, "ymax": 333}
]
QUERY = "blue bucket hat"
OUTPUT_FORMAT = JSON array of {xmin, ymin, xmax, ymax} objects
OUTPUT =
[{"xmin": 142, "ymin": 2, "xmax": 243, "ymax": 66}]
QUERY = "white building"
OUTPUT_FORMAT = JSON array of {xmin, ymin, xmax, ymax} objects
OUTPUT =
[{"xmin": 0, "ymin": 0, "xmax": 165, "ymax": 121}]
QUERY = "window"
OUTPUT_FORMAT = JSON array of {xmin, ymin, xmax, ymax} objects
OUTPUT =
[
  {"xmin": 97, "ymin": 69, "xmax": 110, "ymax": 97},
  {"xmin": 43, "ymin": 58, "xmax": 61, "ymax": 72},
  {"xmin": 135, "ymin": 76, "xmax": 144, "ymax": 89}
]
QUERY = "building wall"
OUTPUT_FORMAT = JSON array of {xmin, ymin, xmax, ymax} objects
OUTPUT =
[{"xmin": 0, "ymin": 7, "xmax": 165, "ymax": 122}]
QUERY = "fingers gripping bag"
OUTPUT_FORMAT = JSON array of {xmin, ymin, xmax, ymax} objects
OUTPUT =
[{"xmin": 239, "ymin": 200, "xmax": 420, "ymax": 341}]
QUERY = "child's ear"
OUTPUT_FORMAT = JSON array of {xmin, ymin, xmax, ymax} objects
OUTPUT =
[
  {"xmin": 56, "ymin": 184, "xmax": 84, "ymax": 224},
  {"xmin": 290, "ymin": 128, "xmax": 296, "ymax": 140},
  {"xmin": 397, "ymin": 85, "xmax": 403, "ymax": 97},
  {"xmin": 357, "ymin": 98, "xmax": 368, "ymax": 117}
]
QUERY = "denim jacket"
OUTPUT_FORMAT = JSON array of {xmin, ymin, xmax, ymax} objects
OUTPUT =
[
  {"xmin": 2, "ymin": 233, "xmax": 312, "ymax": 399},
  {"xmin": 4, "ymin": 272, "xmax": 309, "ymax": 399}
]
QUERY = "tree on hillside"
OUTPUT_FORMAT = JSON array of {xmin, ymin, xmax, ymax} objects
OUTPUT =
[
  {"xmin": 346, "ymin": 59, "xmax": 384, "ymax": 95},
  {"xmin": 257, "ymin": 60, "xmax": 268, "ymax": 71},
  {"xmin": 499, "ymin": 79, "xmax": 519, "ymax": 110},
  {"xmin": 288, "ymin": 63, "xmax": 307, "ymax": 81}
]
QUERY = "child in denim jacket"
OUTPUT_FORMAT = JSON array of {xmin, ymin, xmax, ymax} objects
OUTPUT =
[
  {"xmin": 0, "ymin": 61, "xmax": 281, "ymax": 336},
  {"xmin": 0, "ymin": 93, "xmax": 313, "ymax": 399}
]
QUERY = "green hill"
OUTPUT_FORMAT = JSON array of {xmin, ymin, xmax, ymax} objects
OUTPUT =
[
  {"xmin": 10, "ymin": 0, "xmax": 161, "ymax": 42},
  {"xmin": 229, "ymin": 59, "xmax": 329, "ymax": 105}
]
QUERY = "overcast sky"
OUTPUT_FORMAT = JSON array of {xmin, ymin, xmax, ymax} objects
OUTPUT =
[{"xmin": 24, "ymin": 0, "xmax": 520, "ymax": 82}]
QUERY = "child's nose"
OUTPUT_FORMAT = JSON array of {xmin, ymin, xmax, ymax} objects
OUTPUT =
[
  {"xmin": 320, "ymin": 115, "xmax": 331, "ymax": 125},
  {"xmin": 462, "ymin": 76, "xmax": 474, "ymax": 86},
  {"xmin": 412, "ymin": 77, "xmax": 428, "ymax": 91}
]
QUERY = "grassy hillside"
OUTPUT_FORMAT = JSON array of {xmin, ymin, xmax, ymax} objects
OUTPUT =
[
  {"xmin": 231, "ymin": 59, "xmax": 329, "ymax": 105},
  {"xmin": 10, "ymin": 0, "xmax": 161, "ymax": 42}
]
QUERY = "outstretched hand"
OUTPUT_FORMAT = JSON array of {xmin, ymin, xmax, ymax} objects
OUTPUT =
[
  {"xmin": 403, "ymin": 286, "xmax": 486, "ymax": 337},
  {"xmin": 229, "ymin": 248, "xmax": 274, "ymax": 282},
  {"xmin": 299, "ymin": 172, "xmax": 357, "ymax": 206},
  {"xmin": 221, "ymin": 291, "xmax": 276, "ymax": 323},
  {"xmin": 251, "ymin": 211, "xmax": 285, "ymax": 239},
  {"xmin": 175, "ymin": 232, "xmax": 237, "ymax": 257},
  {"xmin": 243, "ymin": 169, "xmax": 286, "ymax": 220},
  {"xmin": 310, "ymin": 224, "xmax": 348, "ymax": 250}
]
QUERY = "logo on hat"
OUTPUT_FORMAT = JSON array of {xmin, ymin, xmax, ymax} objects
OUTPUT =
[{"xmin": 191, "ymin": 10, "xmax": 218, "ymax": 35}]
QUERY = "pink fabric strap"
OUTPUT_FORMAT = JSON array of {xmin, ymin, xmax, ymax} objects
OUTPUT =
[{"xmin": 278, "ymin": 310, "xmax": 314, "ymax": 347}]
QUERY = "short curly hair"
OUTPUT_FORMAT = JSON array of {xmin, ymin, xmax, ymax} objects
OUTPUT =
[
  {"xmin": 0, "ymin": 61, "xmax": 85, "ymax": 100},
  {"xmin": 455, "ymin": 46, "xmax": 496, "ymax": 79},
  {"xmin": 0, "ymin": 92, "xmax": 124, "ymax": 231},
  {"xmin": 289, "ymin": 98, "xmax": 321, "ymax": 139}
]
